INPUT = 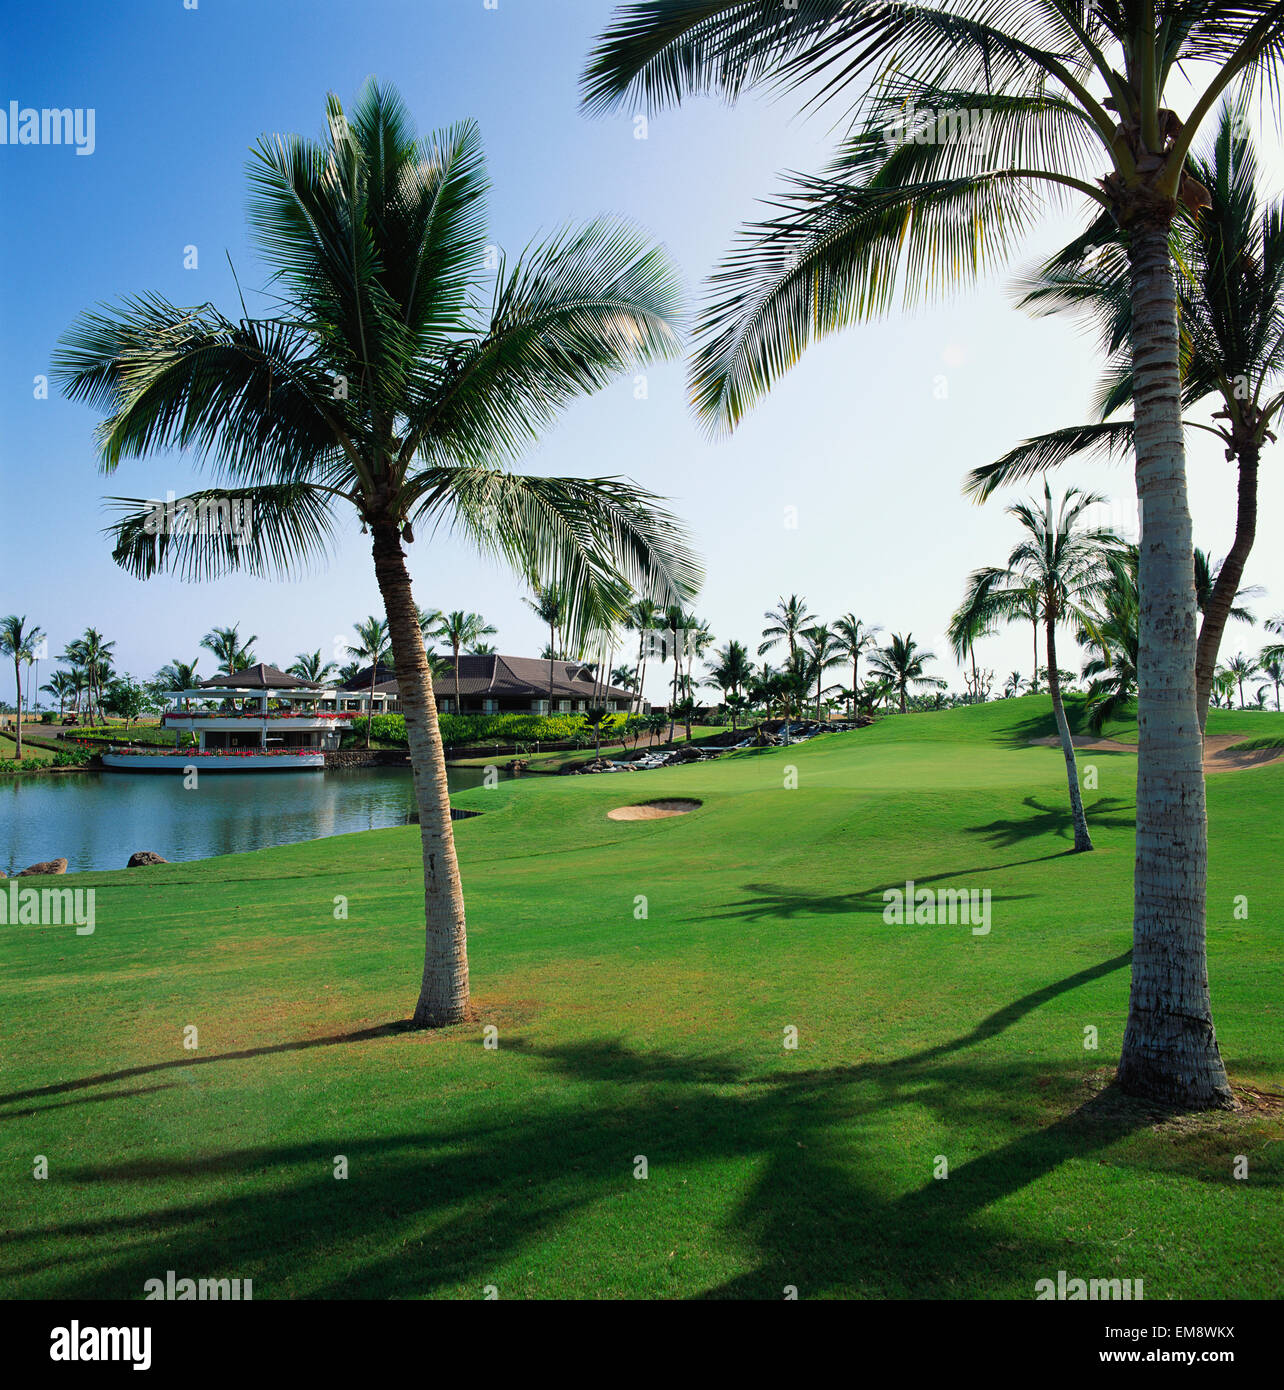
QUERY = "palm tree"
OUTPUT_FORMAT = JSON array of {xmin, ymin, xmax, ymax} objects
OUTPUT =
[
  {"xmin": 623, "ymin": 595, "xmax": 657, "ymax": 713},
  {"xmin": 1223, "ymin": 652, "xmax": 1259, "ymax": 709},
  {"xmin": 1194, "ymin": 549, "xmax": 1259, "ymax": 628},
  {"xmin": 288, "ymin": 651, "xmax": 338, "ymax": 686},
  {"xmin": 758, "ymin": 594, "xmax": 813, "ymax": 659},
  {"xmin": 1079, "ymin": 546, "xmax": 1140, "ymax": 733},
  {"xmin": 55, "ymin": 82, "xmax": 698, "ymax": 1028},
  {"xmin": 705, "ymin": 639, "xmax": 752, "ymax": 705},
  {"xmin": 431, "ymin": 610, "xmax": 498, "ymax": 714},
  {"xmin": 1003, "ymin": 671, "xmax": 1024, "ymax": 699},
  {"xmin": 1, "ymin": 616, "xmax": 43, "ymax": 753},
  {"xmin": 525, "ymin": 584, "xmax": 569, "ymax": 715},
  {"xmin": 348, "ymin": 616, "xmax": 391, "ymax": 749},
  {"xmin": 41, "ymin": 670, "xmax": 77, "ymax": 719},
  {"xmin": 583, "ymin": 1, "xmax": 1275, "ymax": 1109},
  {"xmin": 155, "ymin": 658, "xmax": 201, "ymax": 691},
  {"xmin": 968, "ymin": 98, "xmax": 1282, "ymax": 734},
  {"xmin": 200, "ymin": 624, "xmax": 257, "ymax": 676},
  {"xmin": 833, "ymin": 615, "xmax": 880, "ymax": 718},
  {"xmin": 952, "ymin": 485, "xmax": 1120, "ymax": 851},
  {"xmin": 867, "ymin": 634, "xmax": 944, "ymax": 716},
  {"xmin": 1256, "ymin": 655, "xmax": 1283, "ymax": 711},
  {"xmin": 801, "ymin": 624, "xmax": 845, "ymax": 719},
  {"xmin": 681, "ymin": 617, "xmax": 713, "ymax": 737},
  {"xmin": 65, "ymin": 628, "xmax": 114, "ymax": 727}
]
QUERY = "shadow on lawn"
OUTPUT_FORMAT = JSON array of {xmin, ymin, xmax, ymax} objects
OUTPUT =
[
  {"xmin": 2, "ymin": 955, "xmax": 1173, "ymax": 1300},
  {"xmin": 967, "ymin": 796, "xmax": 1134, "ymax": 850}
]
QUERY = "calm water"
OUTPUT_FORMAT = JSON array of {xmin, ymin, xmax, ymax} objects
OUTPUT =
[{"xmin": 3, "ymin": 765, "xmax": 500, "ymax": 874}]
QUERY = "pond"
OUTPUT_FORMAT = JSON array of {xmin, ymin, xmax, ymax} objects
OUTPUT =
[{"xmin": 3, "ymin": 765, "xmax": 503, "ymax": 875}]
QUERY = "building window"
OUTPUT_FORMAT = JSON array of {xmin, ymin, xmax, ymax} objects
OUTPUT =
[
  {"xmin": 483, "ymin": 699, "xmax": 497, "ymax": 714},
  {"xmin": 558, "ymin": 700, "xmax": 571, "ymax": 713}
]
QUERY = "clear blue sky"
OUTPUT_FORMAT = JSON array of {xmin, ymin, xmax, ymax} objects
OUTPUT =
[{"xmin": 3, "ymin": 0, "xmax": 1280, "ymax": 705}]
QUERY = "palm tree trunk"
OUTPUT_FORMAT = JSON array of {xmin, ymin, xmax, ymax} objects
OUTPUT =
[
  {"xmin": 1045, "ymin": 614, "xmax": 1092, "ymax": 851},
  {"xmin": 366, "ymin": 664, "xmax": 376, "ymax": 749},
  {"xmin": 1117, "ymin": 216, "xmax": 1231, "ymax": 1110},
  {"xmin": 372, "ymin": 524, "xmax": 469, "ymax": 1027},
  {"xmin": 12, "ymin": 658, "xmax": 22, "ymax": 758},
  {"xmin": 1195, "ymin": 448, "xmax": 1258, "ymax": 730},
  {"xmin": 1031, "ymin": 620, "xmax": 1039, "ymax": 693}
]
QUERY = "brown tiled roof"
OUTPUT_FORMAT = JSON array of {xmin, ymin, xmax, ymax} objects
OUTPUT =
[
  {"xmin": 359, "ymin": 654, "xmax": 633, "ymax": 702},
  {"xmin": 200, "ymin": 663, "xmax": 312, "ymax": 690}
]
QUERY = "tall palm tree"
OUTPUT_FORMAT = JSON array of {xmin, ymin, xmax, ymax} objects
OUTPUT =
[
  {"xmin": 758, "ymin": 594, "xmax": 813, "ymax": 659},
  {"xmin": 0, "ymin": 616, "xmax": 43, "ymax": 754},
  {"xmin": 623, "ymin": 595, "xmax": 657, "ymax": 713},
  {"xmin": 833, "ymin": 615, "xmax": 880, "ymax": 718},
  {"xmin": 155, "ymin": 658, "xmax": 201, "ymax": 691},
  {"xmin": 41, "ymin": 670, "xmax": 77, "ymax": 719},
  {"xmin": 1223, "ymin": 652, "xmax": 1259, "ymax": 709},
  {"xmin": 1078, "ymin": 546, "xmax": 1140, "ymax": 734},
  {"xmin": 348, "ymin": 616, "xmax": 392, "ymax": 749},
  {"xmin": 1257, "ymin": 654, "xmax": 1283, "ymax": 711},
  {"xmin": 867, "ymin": 634, "xmax": 944, "ymax": 716},
  {"xmin": 705, "ymin": 639, "xmax": 752, "ymax": 705},
  {"xmin": 801, "ymin": 624, "xmax": 845, "ymax": 719},
  {"xmin": 525, "ymin": 583, "xmax": 569, "ymax": 714},
  {"xmin": 432, "ymin": 610, "xmax": 498, "ymax": 713},
  {"xmin": 1194, "ymin": 549, "xmax": 1259, "ymax": 629},
  {"xmin": 54, "ymin": 82, "xmax": 698, "ymax": 1028},
  {"xmin": 200, "ymin": 624, "xmax": 257, "ymax": 676},
  {"xmin": 951, "ymin": 484, "xmax": 1120, "ymax": 851},
  {"xmin": 583, "ymin": 0, "xmax": 1279, "ymax": 1110},
  {"xmin": 968, "ymin": 98, "xmax": 1283, "ymax": 734},
  {"xmin": 660, "ymin": 602, "xmax": 687, "ymax": 740},
  {"xmin": 67, "ymin": 628, "xmax": 114, "ymax": 727},
  {"xmin": 288, "ymin": 651, "xmax": 338, "ymax": 686}
]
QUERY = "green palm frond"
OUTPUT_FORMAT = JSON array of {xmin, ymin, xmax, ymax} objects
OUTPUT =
[
  {"xmin": 104, "ymin": 484, "xmax": 339, "ymax": 582},
  {"xmin": 964, "ymin": 421, "xmax": 1136, "ymax": 501},
  {"xmin": 410, "ymin": 467, "xmax": 702, "ymax": 651}
]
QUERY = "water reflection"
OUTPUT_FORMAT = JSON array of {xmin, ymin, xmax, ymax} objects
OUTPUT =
[{"xmin": 2, "ymin": 765, "xmax": 499, "ymax": 874}]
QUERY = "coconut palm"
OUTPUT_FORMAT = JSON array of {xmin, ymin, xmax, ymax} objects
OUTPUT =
[
  {"xmin": 1223, "ymin": 652, "xmax": 1259, "ymax": 709},
  {"xmin": 1194, "ymin": 549, "xmax": 1260, "ymax": 628},
  {"xmin": 833, "ymin": 615, "xmax": 880, "ymax": 718},
  {"xmin": 659, "ymin": 602, "xmax": 688, "ymax": 740},
  {"xmin": 1, "ymin": 616, "xmax": 43, "ymax": 753},
  {"xmin": 41, "ymin": 670, "xmax": 77, "ymax": 719},
  {"xmin": 200, "ymin": 624, "xmax": 257, "ymax": 676},
  {"xmin": 1256, "ymin": 655, "xmax": 1283, "ymax": 710},
  {"xmin": 1079, "ymin": 546, "xmax": 1140, "ymax": 733},
  {"xmin": 431, "ymin": 611, "xmax": 498, "ymax": 714},
  {"xmin": 801, "ymin": 624, "xmax": 845, "ymax": 719},
  {"xmin": 952, "ymin": 485, "xmax": 1120, "ymax": 850},
  {"xmin": 583, "ymin": 0, "xmax": 1280, "ymax": 1108},
  {"xmin": 525, "ymin": 583, "xmax": 569, "ymax": 714},
  {"xmin": 705, "ymin": 639, "xmax": 752, "ymax": 705},
  {"xmin": 63, "ymin": 629, "xmax": 114, "ymax": 727},
  {"xmin": 1003, "ymin": 671, "xmax": 1024, "ymax": 699},
  {"xmin": 54, "ymin": 82, "xmax": 698, "ymax": 1028},
  {"xmin": 347, "ymin": 616, "xmax": 392, "ymax": 748},
  {"xmin": 758, "ymin": 594, "xmax": 813, "ymax": 659},
  {"xmin": 288, "ymin": 651, "xmax": 338, "ymax": 686},
  {"xmin": 867, "ymin": 633, "xmax": 944, "ymax": 716},
  {"xmin": 623, "ymin": 595, "xmax": 658, "ymax": 713},
  {"xmin": 968, "ymin": 98, "xmax": 1282, "ymax": 735}
]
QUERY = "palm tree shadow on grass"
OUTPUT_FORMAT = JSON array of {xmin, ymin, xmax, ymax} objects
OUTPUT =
[
  {"xmin": 1, "ymin": 954, "xmax": 1189, "ymax": 1300},
  {"xmin": 967, "ymin": 796, "xmax": 1134, "ymax": 850}
]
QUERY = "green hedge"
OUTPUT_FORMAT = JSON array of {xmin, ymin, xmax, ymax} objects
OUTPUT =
[{"xmin": 347, "ymin": 711, "xmax": 633, "ymax": 748}]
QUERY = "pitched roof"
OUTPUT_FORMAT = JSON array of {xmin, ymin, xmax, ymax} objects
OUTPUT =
[
  {"xmin": 360, "ymin": 654, "xmax": 633, "ymax": 702},
  {"xmin": 339, "ymin": 662, "xmax": 396, "ymax": 691},
  {"xmin": 200, "ymin": 663, "xmax": 312, "ymax": 690}
]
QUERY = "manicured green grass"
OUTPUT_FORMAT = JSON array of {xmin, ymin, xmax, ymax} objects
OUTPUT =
[{"xmin": 1, "ymin": 694, "xmax": 1280, "ymax": 1299}]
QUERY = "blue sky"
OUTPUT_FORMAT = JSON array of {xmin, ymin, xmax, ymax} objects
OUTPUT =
[{"xmin": 3, "ymin": 0, "xmax": 1281, "ymax": 705}]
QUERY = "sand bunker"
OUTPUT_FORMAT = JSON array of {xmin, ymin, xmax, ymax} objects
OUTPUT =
[
  {"xmin": 607, "ymin": 798, "xmax": 702, "ymax": 821},
  {"xmin": 1029, "ymin": 732, "xmax": 1284, "ymax": 774}
]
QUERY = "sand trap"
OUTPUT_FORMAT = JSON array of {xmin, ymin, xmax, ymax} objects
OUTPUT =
[
  {"xmin": 1029, "ymin": 732, "xmax": 1284, "ymax": 774},
  {"xmin": 607, "ymin": 798, "xmax": 702, "ymax": 821}
]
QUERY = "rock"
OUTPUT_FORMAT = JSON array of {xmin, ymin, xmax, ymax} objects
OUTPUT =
[
  {"xmin": 126, "ymin": 851, "xmax": 167, "ymax": 867},
  {"xmin": 17, "ymin": 858, "xmax": 67, "ymax": 876}
]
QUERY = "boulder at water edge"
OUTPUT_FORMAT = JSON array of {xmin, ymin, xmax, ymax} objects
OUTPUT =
[
  {"xmin": 126, "ymin": 851, "xmax": 168, "ymax": 867},
  {"xmin": 16, "ymin": 858, "xmax": 68, "ymax": 876}
]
